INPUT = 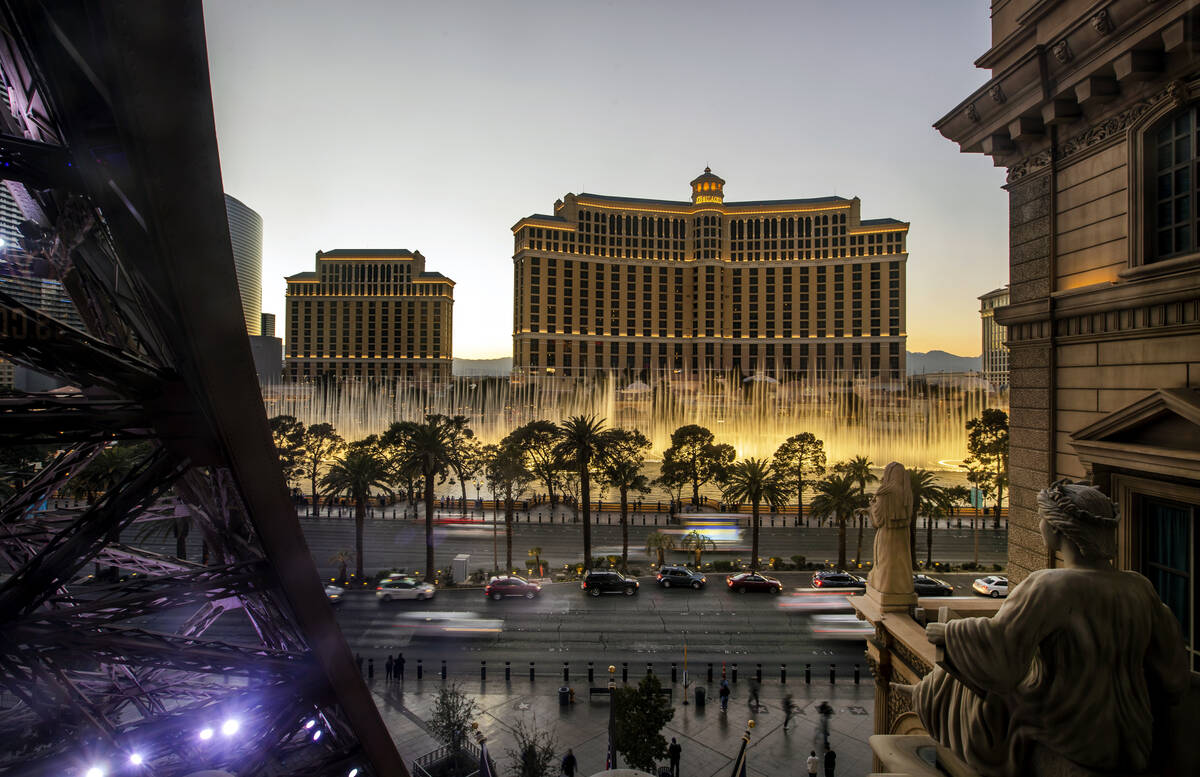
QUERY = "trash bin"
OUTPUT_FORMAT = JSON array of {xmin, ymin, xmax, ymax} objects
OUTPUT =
[
  {"xmin": 558, "ymin": 686, "xmax": 570, "ymax": 706},
  {"xmin": 694, "ymin": 686, "xmax": 706, "ymax": 707}
]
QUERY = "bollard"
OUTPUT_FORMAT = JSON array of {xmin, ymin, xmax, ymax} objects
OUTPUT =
[
  {"xmin": 854, "ymin": 664, "xmax": 861, "ymax": 684},
  {"xmin": 441, "ymin": 660, "xmax": 447, "ymax": 681},
  {"xmin": 805, "ymin": 663, "xmax": 811, "ymax": 684},
  {"xmin": 563, "ymin": 662, "xmax": 569, "ymax": 682},
  {"xmin": 755, "ymin": 663, "xmax": 762, "ymax": 683},
  {"xmin": 505, "ymin": 661, "xmax": 511, "ymax": 682},
  {"xmin": 732, "ymin": 663, "xmax": 738, "ymax": 683},
  {"xmin": 588, "ymin": 662, "xmax": 594, "ymax": 683},
  {"xmin": 530, "ymin": 662, "xmax": 535, "ymax": 682},
  {"xmin": 622, "ymin": 662, "xmax": 628, "ymax": 683},
  {"xmin": 481, "ymin": 661, "xmax": 486, "ymax": 682},
  {"xmin": 417, "ymin": 659, "xmax": 424, "ymax": 680},
  {"xmin": 781, "ymin": 664, "xmax": 787, "ymax": 684},
  {"xmin": 829, "ymin": 664, "xmax": 836, "ymax": 684},
  {"xmin": 671, "ymin": 663, "xmax": 677, "ymax": 683},
  {"xmin": 707, "ymin": 663, "xmax": 714, "ymax": 683}
]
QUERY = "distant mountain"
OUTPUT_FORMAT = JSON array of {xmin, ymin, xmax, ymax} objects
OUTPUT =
[
  {"xmin": 454, "ymin": 357, "xmax": 512, "ymax": 376},
  {"xmin": 907, "ymin": 350, "xmax": 981, "ymax": 375}
]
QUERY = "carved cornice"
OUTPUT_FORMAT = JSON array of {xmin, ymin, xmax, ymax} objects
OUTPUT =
[
  {"xmin": 891, "ymin": 638, "xmax": 933, "ymax": 679},
  {"xmin": 1091, "ymin": 8, "xmax": 1114, "ymax": 36},
  {"xmin": 1052, "ymin": 39, "xmax": 1073, "ymax": 64}
]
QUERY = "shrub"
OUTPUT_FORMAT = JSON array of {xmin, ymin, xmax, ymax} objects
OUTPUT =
[{"xmin": 790, "ymin": 554, "xmax": 806, "ymax": 568}]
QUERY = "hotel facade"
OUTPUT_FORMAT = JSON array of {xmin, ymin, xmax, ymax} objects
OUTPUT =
[
  {"xmin": 284, "ymin": 249, "xmax": 453, "ymax": 381},
  {"xmin": 511, "ymin": 169, "xmax": 908, "ymax": 380}
]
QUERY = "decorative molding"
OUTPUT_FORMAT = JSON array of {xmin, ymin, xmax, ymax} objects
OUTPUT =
[
  {"xmin": 966, "ymin": 103, "xmax": 980, "ymax": 123},
  {"xmin": 990, "ymin": 84, "xmax": 1007, "ymax": 104},
  {"xmin": 890, "ymin": 638, "xmax": 933, "ymax": 679},
  {"xmin": 886, "ymin": 683, "xmax": 915, "ymax": 732},
  {"xmin": 1052, "ymin": 39, "xmax": 1073, "ymax": 64},
  {"xmin": 1005, "ymin": 294, "xmax": 1200, "ymax": 345},
  {"xmin": 1091, "ymin": 8, "xmax": 1113, "ymax": 36},
  {"xmin": 1006, "ymin": 149, "xmax": 1053, "ymax": 182}
]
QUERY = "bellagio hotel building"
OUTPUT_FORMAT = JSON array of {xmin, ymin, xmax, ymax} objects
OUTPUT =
[
  {"xmin": 512, "ymin": 169, "xmax": 907, "ymax": 379},
  {"xmin": 284, "ymin": 249, "xmax": 453, "ymax": 381}
]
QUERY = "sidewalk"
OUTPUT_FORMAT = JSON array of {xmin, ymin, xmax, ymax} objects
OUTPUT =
[{"xmin": 370, "ymin": 673, "xmax": 875, "ymax": 777}]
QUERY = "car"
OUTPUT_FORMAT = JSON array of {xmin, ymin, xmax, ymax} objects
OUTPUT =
[
  {"xmin": 395, "ymin": 612, "xmax": 502, "ymax": 637},
  {"xmin": 810, "ymin": 570, "xmax": 867, "ymax": 590},
  {"xmin": 376, "ymin": 577, "xmax": 436, "ymax": 602},
  {"xmin": 655, "ymin": 565, "xmax": 707, "ymax": 589},
  {"xmin": 726, "ymin": 572, "xmax": 783, "ymax": 594},
  {"xmin": 913, "ymin": 574, "xmax": 954, "ymax": 596},
  {"xmin": 485, "ymin": 575, "xmax": 542, "ymax": 600},
  {"xmin": 972, "ymin": 575, "xmax": 1008, "ymax": 598},
  {"xmin": 811, "ymin": 614, "xmax": 874, "ymax": 641},
  {"xmin": 581, "ymin": 571, "xmax": 639, "ymax": 596},
  {"xmin": 325, "ymin": 584, "xmax": 345, "ymax": 605}
]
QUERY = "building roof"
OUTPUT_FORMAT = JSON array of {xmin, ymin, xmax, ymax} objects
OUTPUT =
[
  {"xmin": 285, "ymin": 270, "xmax": 316, "ymax": 281},
  {"xmin": 576, "ymin": 192, "xmax": 851, "ymax": 208},
  {"xmin": 978, "ymin": 286, "xmax": 1009, "ymax": 300},
  {"xmin": 316, "ymin": 248, "xmax": 417, "ymax": 259},
  {"xmin": 859, "ymin": 217, "xmax": 907, "ymax": 226},
  {"xmin": 418, "ymin": 271, "xmax": 452, "ymax": 281},
  {"xmin": 527, "ymin": 213, "xmax": 566, "ymax": 222}
]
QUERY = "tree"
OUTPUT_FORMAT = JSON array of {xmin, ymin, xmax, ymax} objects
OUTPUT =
[
  {"xmin": 612, "ymin": 674, "xmax": 675, "ymax": 774},
  {"xmin": 0, "ymin": 443, "xmax": 45, "ymax": 500},
  {"xmin": 834, "ymin": 456, "xmax": 877, "ymax": 567},
  {"xmin": 771, "ymin": 433, "xmax": 827, "ymax": 518},
  {"xmin": 652, "ymin": 457, "xmax": 689, "ymax": 505},
  {"xmin": 330, "ymin": 549, "xmax": 353, "ymax": 585},
  {"xmin": 528, "ymin": 546, "xmax": 543, "ymax": 578},
  {"xmin": 645, "ymin": 531, "xmax": 676, "ymax": 567},
  {"xmin": 321, "ymin": 442, "xmax": 392, "ymax": 581},
  {"xmin": 488, "ymin": 438, "xmax": 532, "ymax": 572},
  {"xmin": 721, "ymin": 458, "xmax": 788, "ymax": 571},
  {"xmin": 301, "ymin": 423, "xmax": 345, "ymax": 517},
  {"xmin": 909, "ymin": 469, "xmax": 959, "ymax": 568},
  {"xmin": 385, "ymin": 415, "xmax": 459, "ymax": 581},
  {"xmin": 267, "ymin": 414, "xmax": 306, "ymax": 487},
  {"xmin": 680, "ymin": 530, "xmax": 716, "ymax": 567},
  {"xmin": 507, "ymin": 420, "xmax": 565, "ymax": 515},
  {"xmin": 553, "ymin": 415, "xmax": 609, "ymax": 568},
  {"xmin": 660, "ymin": 425, "xmax": 734, "ymax": 507},
  {"xmin": 600, "ymin": 428, "xmax": 651, "ymax": 571},
  {"xmin": 810, "ymin": 472, "xmax": 868, "ymax": 570},
  {"xmin": 506, "ymin": 718, "xmax": 557, "ymax": 777},
  {"xmin": 428, "ymin": 683, "xmax": 480, "ymax": 755},
  {"xmin": 965, "ymin": 408, "xmax": 1009, "ymax": 529}
]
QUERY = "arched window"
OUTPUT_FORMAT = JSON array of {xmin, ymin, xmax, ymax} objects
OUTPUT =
[{"xmin": 1148, "ymin": 105, "xmax": 1198, "ymax": 262}]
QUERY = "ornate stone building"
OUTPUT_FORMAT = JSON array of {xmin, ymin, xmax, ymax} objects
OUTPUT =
[
  {"xmin": 979, "ymin": 286, "xmax": 1010, "ymax": 389},
  {"xmin": 284, "ymin": 249, "xmax": 453, "ymax": 382},
  {"xmin": 511, "ymin": 170, "xmax": 908, "ymax": 380}
]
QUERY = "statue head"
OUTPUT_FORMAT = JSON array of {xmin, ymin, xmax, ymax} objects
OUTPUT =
[
  {"xmin": 1036, "ymin": 480, "xmax": 1119, "ymax": 561},
  {"xmin": 873, "ymin": 461, "xmax": 912, "ymax": 526}
]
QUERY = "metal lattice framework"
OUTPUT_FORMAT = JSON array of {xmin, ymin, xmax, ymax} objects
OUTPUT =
[{"xmin": 0, "ymin": 2, "xmax": 404, "ymax": 776}]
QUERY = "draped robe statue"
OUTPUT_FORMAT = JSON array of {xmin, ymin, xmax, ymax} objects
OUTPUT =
[
  {"xmin": 866, "ymin": 461, "xmax": 915, "ymax": 608},
  {"xmin": 911, "ymin": 481, "xmax": 1188, "ymax": 777}
]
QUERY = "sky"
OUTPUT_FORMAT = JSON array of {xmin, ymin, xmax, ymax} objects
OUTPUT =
[{"xmin": 203, "ymin": 0, "xmax": 1008, "ymax": 359}]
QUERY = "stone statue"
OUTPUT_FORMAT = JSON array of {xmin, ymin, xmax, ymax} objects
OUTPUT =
[
  {"xmin": 909, "ymin": 480, "xmax": 1188, "ymax": 777},
  {"xmin": 866, "ymin": 462, "xmax": 915, "ymax": 607}
]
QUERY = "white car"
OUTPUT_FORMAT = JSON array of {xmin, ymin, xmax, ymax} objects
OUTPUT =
[
  {"xmin": 810, "ymin": 614, "xmax": 874, "ymax": 641},
  {"xmin": 394, "ymin": 611, "xmax": 502, "ymax": 637},
  {"xmin": 376, "ymin": 577, "xmax": 436, "ymax": 602},
  {"xmin": 972, "ymin": 575, "xmax": 1008, "ymax": 598},
  {"xmin": 325, "ymin": 585, "xmax": 345, "ymax": 605}
]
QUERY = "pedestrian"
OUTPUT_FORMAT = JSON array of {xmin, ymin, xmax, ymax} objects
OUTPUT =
[
  {"xmin": 355, "ymin": 653, "xmax": 363, "ymax": 676},
  {"xmin": 397, "ymin": 652, "xmax": 406, "ymax": 681},
  {"xmin": 561, "ymin": 749, "xmax": 577, "ymax": 777},
  {"xmin": 719, "ymin": 680, "xmax": 730, "ymax": 712},
  {"xmin": 667, "ymin": 738, "xmax": 681, "ymax": 777},
  {"xmin": 816, "ymin": 701, "xmax": 833, "ymax": 750},
  {"xmin": 367, "ymin": 657, "xmax": 374, "ymax": 679},
  {"xmin": 782, "ymin": 693, "xmax": 795, "ymax": 731},
  {"xmin": 385, "ymin": 655, "xmax": 394, "ymax": 682},
  {"xmin": 747, "ymin": 678, "xmax": 760, "ymax": 711},
  {"xmin": 806, "ymin": 751, "xmax": 819, "ymax": 777},
  {"xmin": 823, "ymin": 749, "xmax": 836, "ymax": 777}
]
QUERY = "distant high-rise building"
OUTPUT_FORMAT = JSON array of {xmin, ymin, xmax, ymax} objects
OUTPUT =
[
  {"xmin": 261, "ymin": 312, "xmax": 276, "ymax": 338},
  {"xmin": 979, "ymin": 286, "xmax": 1009, "ymax": 389},
  {"xmin": 225, "ymin": 193, "xmax": 263, "ymax": 336},
  {"xmin": 284, "ymin": 249, "xmax": 454, "ymax": 381},
  {"xmin": 512, "ymin": 169, "xmax": 908, "ymax": 379}
]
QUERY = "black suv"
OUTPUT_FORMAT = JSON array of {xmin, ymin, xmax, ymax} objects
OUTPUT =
[
  {"xmin": 656, "ymin": 566, "xmax": 707, "ymax": 589},
  {"xmin": 811, "ymin": 570, "xmax": 867, "ymax": 590},
  {"xmin": 581, "ymin": 571, "xmax": 639, "ymax": 596}
]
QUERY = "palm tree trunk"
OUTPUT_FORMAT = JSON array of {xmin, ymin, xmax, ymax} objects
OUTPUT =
[
  {"xmin": 751, "ymin": 500, "xmax": 761, "ymax": 571},
  {"xmin": 355, "ymin": 498, "xmax": 366, "ymax": 580},
  {"xmin": 855, "ymin": 519, "xmax": 864, "ymax": 567},
  {"xmin": 909, "ymin": 495, "xmax": 919, "ymax": 571},
  {"xmin": 926, "ymin": 510, "xmax": 934, "ymax": 567},
  {"xmin": 459, "ymin": 473, "xmax": 468, "ymax": 517},
  {"xmin": 580, "ymin": 464, "xmax": 592, "ymax": 568},
  {"xmin": 504, "ymin": 490, "xmax": 514, "ymax": 573},
  {"xmin": 837, "ymin": 513, "xmax": 848, "ymax": 570},
  {"xmin": 620, "ymin": 487, "xmax": 629, "ymax": 572},
  {"xmin": 424, "ymin": 468, "xmax": 436, "ymax": 580}
]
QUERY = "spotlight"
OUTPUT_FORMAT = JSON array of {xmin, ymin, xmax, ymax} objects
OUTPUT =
[
  {"xmin": 304, "ymin": 719, "xmax": 316, "ymax": 730},
  {"xmin": 312, "ymin": 729, "xmax": 323, "ymax": 741},
  {"xmin": 221, "ymin": 719, "xmax": 240, "ymax": 736},
  {"xmin": 199, "ymin": 727, "xmax": 214, "ymax": 741},
  {"xmin": 129, "ymin": 754, "xmax": 143, "ymax": 766},
  {"xmin": 85, "ymin": 767, "xmax": 104, "ymax": 777},
  {"xmin": 348, "ymin": 769, "xmax": 359, "ymax": 777}
]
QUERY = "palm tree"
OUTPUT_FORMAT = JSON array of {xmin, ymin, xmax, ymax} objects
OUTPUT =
[
  {"xmin": 645, "ymin": 531, "xmax": 676, "ymax": 567},
  {"xmin": 321, "ymin": 447, "xmax": 392, "ymax": 581},
  {"xmin": 554, "ymin": 415, "xmax": 609, "ymax": 569},
  {"xmin": 385, "ymin": 416, "xmax": 458, "ymax": 580},
  {"xmin": 680, "ymin": 530, "xmax": 717, "ymax": 567},
  {"xmin": 721, "ymin": 458, "xmax": 788, "ymax": 571},
  {"xmin": 909, "ymin": 469, "xmax": 959, "ymax": 568},
  {"xmin": 330, "ymin": 549, "xmax": 354, "ymax": 585},
  {"xmin": 528, "ymin": 547, "xmax": 543, "ymax": 578},
  {"xmin": 810, "ymin": 472, "xmax": 869, "ymax": 570},
  {"xmin": 836, "ymin": 456, "xmax": 877, "ymax": 568}
]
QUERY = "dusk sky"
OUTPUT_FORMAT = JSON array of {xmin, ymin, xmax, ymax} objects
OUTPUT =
[{"xmin": 203, "ymin": 0, "xmax": 1008, "ymax": 359}]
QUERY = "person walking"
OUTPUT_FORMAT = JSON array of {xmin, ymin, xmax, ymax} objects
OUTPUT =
[
  {"xmin": 355, "ymin": 653, "xmax": 363, "ymax": 676},
  {"xmin": 823, "ymin": 749, "xmax": 836, "ymax": 777},
  {"xmin": 396, "ymin": 652, "xmax": 406, "ymax": 682},
  {"xmin": 667, "ymin": 738, "xmax": 682, "ymax": 777},
  {"xmin": 561, "ymin": 749, "xmax": 577, "ymax": 777},
  {"xmin": 806, "ymin": 751, "xmax": 819, "ymax": 777},
  {"xmin": 367, "ymin": 657, "xmax": 374, "ymax": 680},
  {"xmin": 747, "ymin": 679, "xmax": 760, "ymax": 711},
  {"xmin": 816, "ymin": 701, "xmax": 833, "ymax": 751},
  {"xmin": 782, "ymin": 693, "xmax": 796, "ymax": 731},
  {"xmin": 718, "ymin": 680, "xmax": 730, "ymax": 712},
  {"xmin": 385, "ymin": 655, "xmax": 394, "ymax": 682}
]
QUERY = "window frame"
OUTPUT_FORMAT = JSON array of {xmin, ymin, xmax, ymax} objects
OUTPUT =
[{"xmin": 1130, "ymin": 87, "xmax": 1200, "ymax": 272}]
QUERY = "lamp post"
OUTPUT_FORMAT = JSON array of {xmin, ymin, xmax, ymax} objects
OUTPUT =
[{"xmin": 607, "ymin": 664, "xmax": 617, "ymax": 770}]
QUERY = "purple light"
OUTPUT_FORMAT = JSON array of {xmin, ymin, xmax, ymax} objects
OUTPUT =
[
  {"xmin": 221, "ymin": 719, "xmax": 240, "ymax": 736},
  {"xmin": 199, "ymin": 727, "xmax": 214, "ymax": 741},
  {"xmin": 312, "ymin": 729, "xmax": 323, "ymax": 742},
  {"xmin": 304, "ymin": 719, "xmax": 316, "ymax": 729},
  {"xmin": 348, "ymin": 769, "xmax": 359, "ymax": 777},
  {"xmin": 85, "ymin": 768, "xmax": 104, "ymax": 777},
  {"xmin": 129, "ymin": 753, "xmax": 144, "ymax": 766}
]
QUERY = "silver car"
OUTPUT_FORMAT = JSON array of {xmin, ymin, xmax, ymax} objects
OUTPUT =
[{"xmin": 376, "ymin": 577, "xmax": 436, "ymax": 602}]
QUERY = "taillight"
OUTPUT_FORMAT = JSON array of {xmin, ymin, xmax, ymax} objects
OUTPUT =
[
  {"xmin": 375, "ymin": 586, "xmax": 382, "ymax": 591},
  {"xmin": 813, "ymin": 579, "xmax": 823, "ymax": 587}
]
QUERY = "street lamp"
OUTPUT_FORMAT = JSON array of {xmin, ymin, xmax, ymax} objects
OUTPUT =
[{"xmin": 607, "ymin": 665, "xmax": 617, "ymax": 770}]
